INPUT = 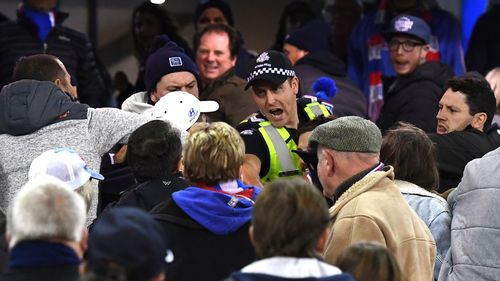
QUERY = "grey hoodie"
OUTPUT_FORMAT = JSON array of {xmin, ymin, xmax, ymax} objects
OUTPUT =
[{"xmin": 0, "ymin": 80, "xmax": 151, "ymax": 224}]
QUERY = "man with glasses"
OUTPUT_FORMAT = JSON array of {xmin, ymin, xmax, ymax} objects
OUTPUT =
[{"xmin": 376, "ymin": 15, "xmax": 454, "ymax": 133}]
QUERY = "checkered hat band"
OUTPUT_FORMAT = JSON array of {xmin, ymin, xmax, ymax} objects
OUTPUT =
[{"xmin": 247, "ymin": 67, "xmax": 296, "ymax": 81}]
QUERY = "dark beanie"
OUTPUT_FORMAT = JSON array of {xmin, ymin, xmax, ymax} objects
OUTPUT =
[
  {"xmin": 194, "ymin": 0, "xmax": 234, "ymax": 27},
  {"xmin": 144, "ymin": 35, "xmax": 199, "ymax": 92},
  {"xmin": 284, "ymin": 20, "xmax": 330, "ymax": 52}
]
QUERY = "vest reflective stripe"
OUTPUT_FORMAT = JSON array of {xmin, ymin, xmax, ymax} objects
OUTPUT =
[
  {"xmin": 304, "ymin": 102, "xmax": 331, "ymax": 120},
  {"xmin": 258, "ymin": 121, "xmax": 301, "ymax": 182}
]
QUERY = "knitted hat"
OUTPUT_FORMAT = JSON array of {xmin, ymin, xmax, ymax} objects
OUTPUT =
[
  {"xmin": 144, "ymin": 35, "xmax": 199, "ymax": 92},
  {"xmin": 284, "ymin": 20, "xmax": 330, "ymax": 52},
  {"xmin": 245, "ymin": 50, "xmax": 295, "ymax": 90},
  {"xmin": 383, "ymin": 14, "xmax": 431, "ymax": 44},
  {"xmin": 194, "ymin": 0, "xmax": 234, "ymax": 27},
  {"xmin": 309, "ymin": 116, "xmax": 382, "ymax": 153},
  {"xmin": 87, "ymin": 207, "xmax": 172, "ymax": 281}
]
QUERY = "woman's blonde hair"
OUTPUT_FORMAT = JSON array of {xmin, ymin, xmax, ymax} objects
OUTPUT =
[{"xmin": 182, "ymin": 122, "xmax": 245, "ymax": 185}]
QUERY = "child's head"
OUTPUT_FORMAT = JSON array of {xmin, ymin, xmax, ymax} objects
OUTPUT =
[{"xmin": 336, "ymin": 241, "xmax": 405, "ymax": 281}]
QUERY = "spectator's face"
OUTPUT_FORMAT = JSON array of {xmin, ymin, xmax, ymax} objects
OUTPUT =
[
  {"xmin": 151, "ymin": 71, "xmax": 199, "ymax": 102},
  {"xmin": 251, "ymin": 77, "xmax": 299, "ymax": 128},
  {"xmin": 388, "ymin": 35, "xmax": 428, "ymax": 76},
  {"xmin": 24, "ymin": 0, "xmax": 57, "ymax": 11},
  {"xmin": 196, "ymin": 7, "xmax": 228, "ymax": 32},
  {"xmin": 196, "ymin": 31, "xmax": 235, "ymax": 83},
  {"xmin": 134, "ymin": 11, "xmax": 162, "ymax": 52},
  {"xmin": 283, "ymin": 43, "xmax": 307, "ymax": 65},
  {"xmin": 436, "ymin": 89, "xmax": 474, "ymax": 134}
]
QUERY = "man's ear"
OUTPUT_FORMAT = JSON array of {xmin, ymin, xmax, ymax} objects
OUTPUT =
[
  {"xmin": 420, "ymin": 44, "xmax": 430, "ymax": 62},
  {"xmin": 323, "ymin": 149, "xmax": 335, "ymax": 177},
  {"xmin": 150, "ymin": 90, "xmax": 159, "ymax": 103},
  {"xmin": 53, "ymin": 78, "xmax": 62, "ymax": 87},
  {"xmin": 471, "ymin": 112, "xmax": 487, "ymax": 131},
  {"xmin": 291, "ymin": 76, "xmax": 299, "ymax": 97},
  {"xmin": 315, "ymin": 227, "xmax": 330, "ymax": 253},
  {"xmin": 80, "ymin": 227, "xmax": 89, "ymax": 254},
  {"xmin": 248, "ymin": 225, "xmax": 256, "ymax": 247}
]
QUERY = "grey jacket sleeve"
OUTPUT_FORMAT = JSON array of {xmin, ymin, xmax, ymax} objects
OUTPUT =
[{"xmin": 86, "ymin": 108, "xmax": 152, "ymax": 156}]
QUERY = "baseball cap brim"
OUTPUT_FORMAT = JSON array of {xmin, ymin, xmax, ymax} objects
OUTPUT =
[
  {"xmin": 245, "ymin": 74, "xmax": 289, "ymax": 90},
  {"xmin": 382, "ymin": 31, "xmax": 427, "ymax": 44},
  {"xmin": 85, "ymin": 166, "xmax": 104, "ymax": 181},
  {"xmin": 199, "ymin": 100, "xmax": 219, "ymax": 112}
]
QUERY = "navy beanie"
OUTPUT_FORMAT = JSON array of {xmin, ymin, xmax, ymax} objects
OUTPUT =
[
  {"xmin": 144, "ymin": 35, "xmax": 199, "ymax": 92},
  {"xmin": 284, "ymin": 20, "xmax": 330, "ymax": 53},
  {"xmin": 194, "ymin": 0, "xmax": 235, "ymax": 27}
]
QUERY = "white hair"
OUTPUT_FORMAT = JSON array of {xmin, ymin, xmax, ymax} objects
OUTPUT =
[{"xmin": 7, "ymin": 176, "xmax": 86, "ymax": 248}]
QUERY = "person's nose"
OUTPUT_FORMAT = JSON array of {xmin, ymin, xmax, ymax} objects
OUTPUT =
[{"xmin": 436, "ymin": 108, "xmax": 446, "ymax": 121}]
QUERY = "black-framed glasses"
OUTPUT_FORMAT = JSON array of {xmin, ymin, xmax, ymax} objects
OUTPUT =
[{"xmin": 388, "ymin": 39, "xmax": 424, "ymax": 52}]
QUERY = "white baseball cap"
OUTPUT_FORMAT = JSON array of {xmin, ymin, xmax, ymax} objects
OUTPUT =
[
  {"xmin": 29, "ymin": 148, "xmax": 104, "ymax": 190},
  {"xmin": 150, "ymin": 91, "xmax": 219, "ymax": 131}
]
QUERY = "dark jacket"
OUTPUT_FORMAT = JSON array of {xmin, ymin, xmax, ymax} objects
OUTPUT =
[
  {"xmin": 465, "ymin": 5, "xmax": 500, "ymax": 75},
  {"xmin": 200, "ymin": 69, "xmax": 257, "ymax": 127},
  {"xmin": 1, "ymin": 241, "xmax": 80, "ymax": 281},
  {"xmin": 0, "ymin": 8, "xmax": 107, "ymax": 107},
  {"xmin": 429, "ymin": 127, "xmax": 499, "ymax": 192},
  {"xmin": 377, "ymin": 61, "xmax": 454, "ymax": 133},
  {"xmin": 294, "ymin": 51, "xmax": 367, "ymax": 118},
  {"xmin": 151, "ymin": 181, "xmax": 260, "ymax": 281},
  {"xmin": 115, "ymin": 174, "xmax": 188, "ymax": 212}
]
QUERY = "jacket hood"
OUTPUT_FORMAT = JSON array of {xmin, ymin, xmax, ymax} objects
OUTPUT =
[
  {"xmin": 295, "ymin": 51, "xmax": 347, "ymax": 77},
  {"xmin": 0, "ymin": 80, "xmax": 88, "ymax": 136},
  {"xmin": 229, "ymin": 257, "xmax": 353, "ymax": 281},
  {"xmin": 121, "ymin": 91, "xmax": 154, "ymax": 114},
  {"xmin": 172, "ymin": 180, "xmax": 261, "ymax": 235}
]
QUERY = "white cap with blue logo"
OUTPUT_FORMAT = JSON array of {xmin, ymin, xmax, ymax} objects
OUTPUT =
[{"xmin": 150, "ymin": 91, "xmax": 219, "ymax": 131}]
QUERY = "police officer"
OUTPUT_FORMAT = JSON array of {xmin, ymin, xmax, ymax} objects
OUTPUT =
[{"xmin": 237, "ymin": 50, "xmax": 331, "ymax": 187}]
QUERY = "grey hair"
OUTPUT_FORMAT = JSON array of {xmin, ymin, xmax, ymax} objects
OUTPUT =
[{"xmin": 7, "ymin": 176, "xmax": 86, "ymax": 248}]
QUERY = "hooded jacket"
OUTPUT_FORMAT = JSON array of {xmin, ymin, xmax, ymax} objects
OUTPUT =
[
  {"xmin": 377, "ymin": 61, "xmax": 454, "ymax": 133},
  {"xmin": 152, "ymin": 180, "xmax": 260, "ymax": 281},
  {"xmin": 294, "ymin": 52, "xmax": 367, "ymax": 118},
  {"xmin": 0, "ymin": 80, "xmax": 151, "ymax": 224}
]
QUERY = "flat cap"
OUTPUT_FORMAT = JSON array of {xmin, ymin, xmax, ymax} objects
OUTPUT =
[{"xmin": 309, "ymin": 116, "xmax": 382, "ymax": 153}]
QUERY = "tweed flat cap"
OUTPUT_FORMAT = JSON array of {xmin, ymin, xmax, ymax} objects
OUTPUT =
[{"xmin": 309, "ymin": 116, "xmax": 382, "ymax": 153}]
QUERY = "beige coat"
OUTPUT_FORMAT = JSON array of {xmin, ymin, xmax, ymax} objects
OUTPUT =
[{"xmin": 323, "ymin": 166, "xmax": 436, "ymax": 281}]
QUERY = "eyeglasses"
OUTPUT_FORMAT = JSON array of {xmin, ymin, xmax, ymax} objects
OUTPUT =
[{"xmin": 388, "ymin": 39, "xmax": 424, "ymax": 52}]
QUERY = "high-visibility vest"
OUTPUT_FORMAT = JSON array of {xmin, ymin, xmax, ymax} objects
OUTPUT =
[{"xmin": 257, "ymin": 100, "xmax": 331, "ymax": 182}]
